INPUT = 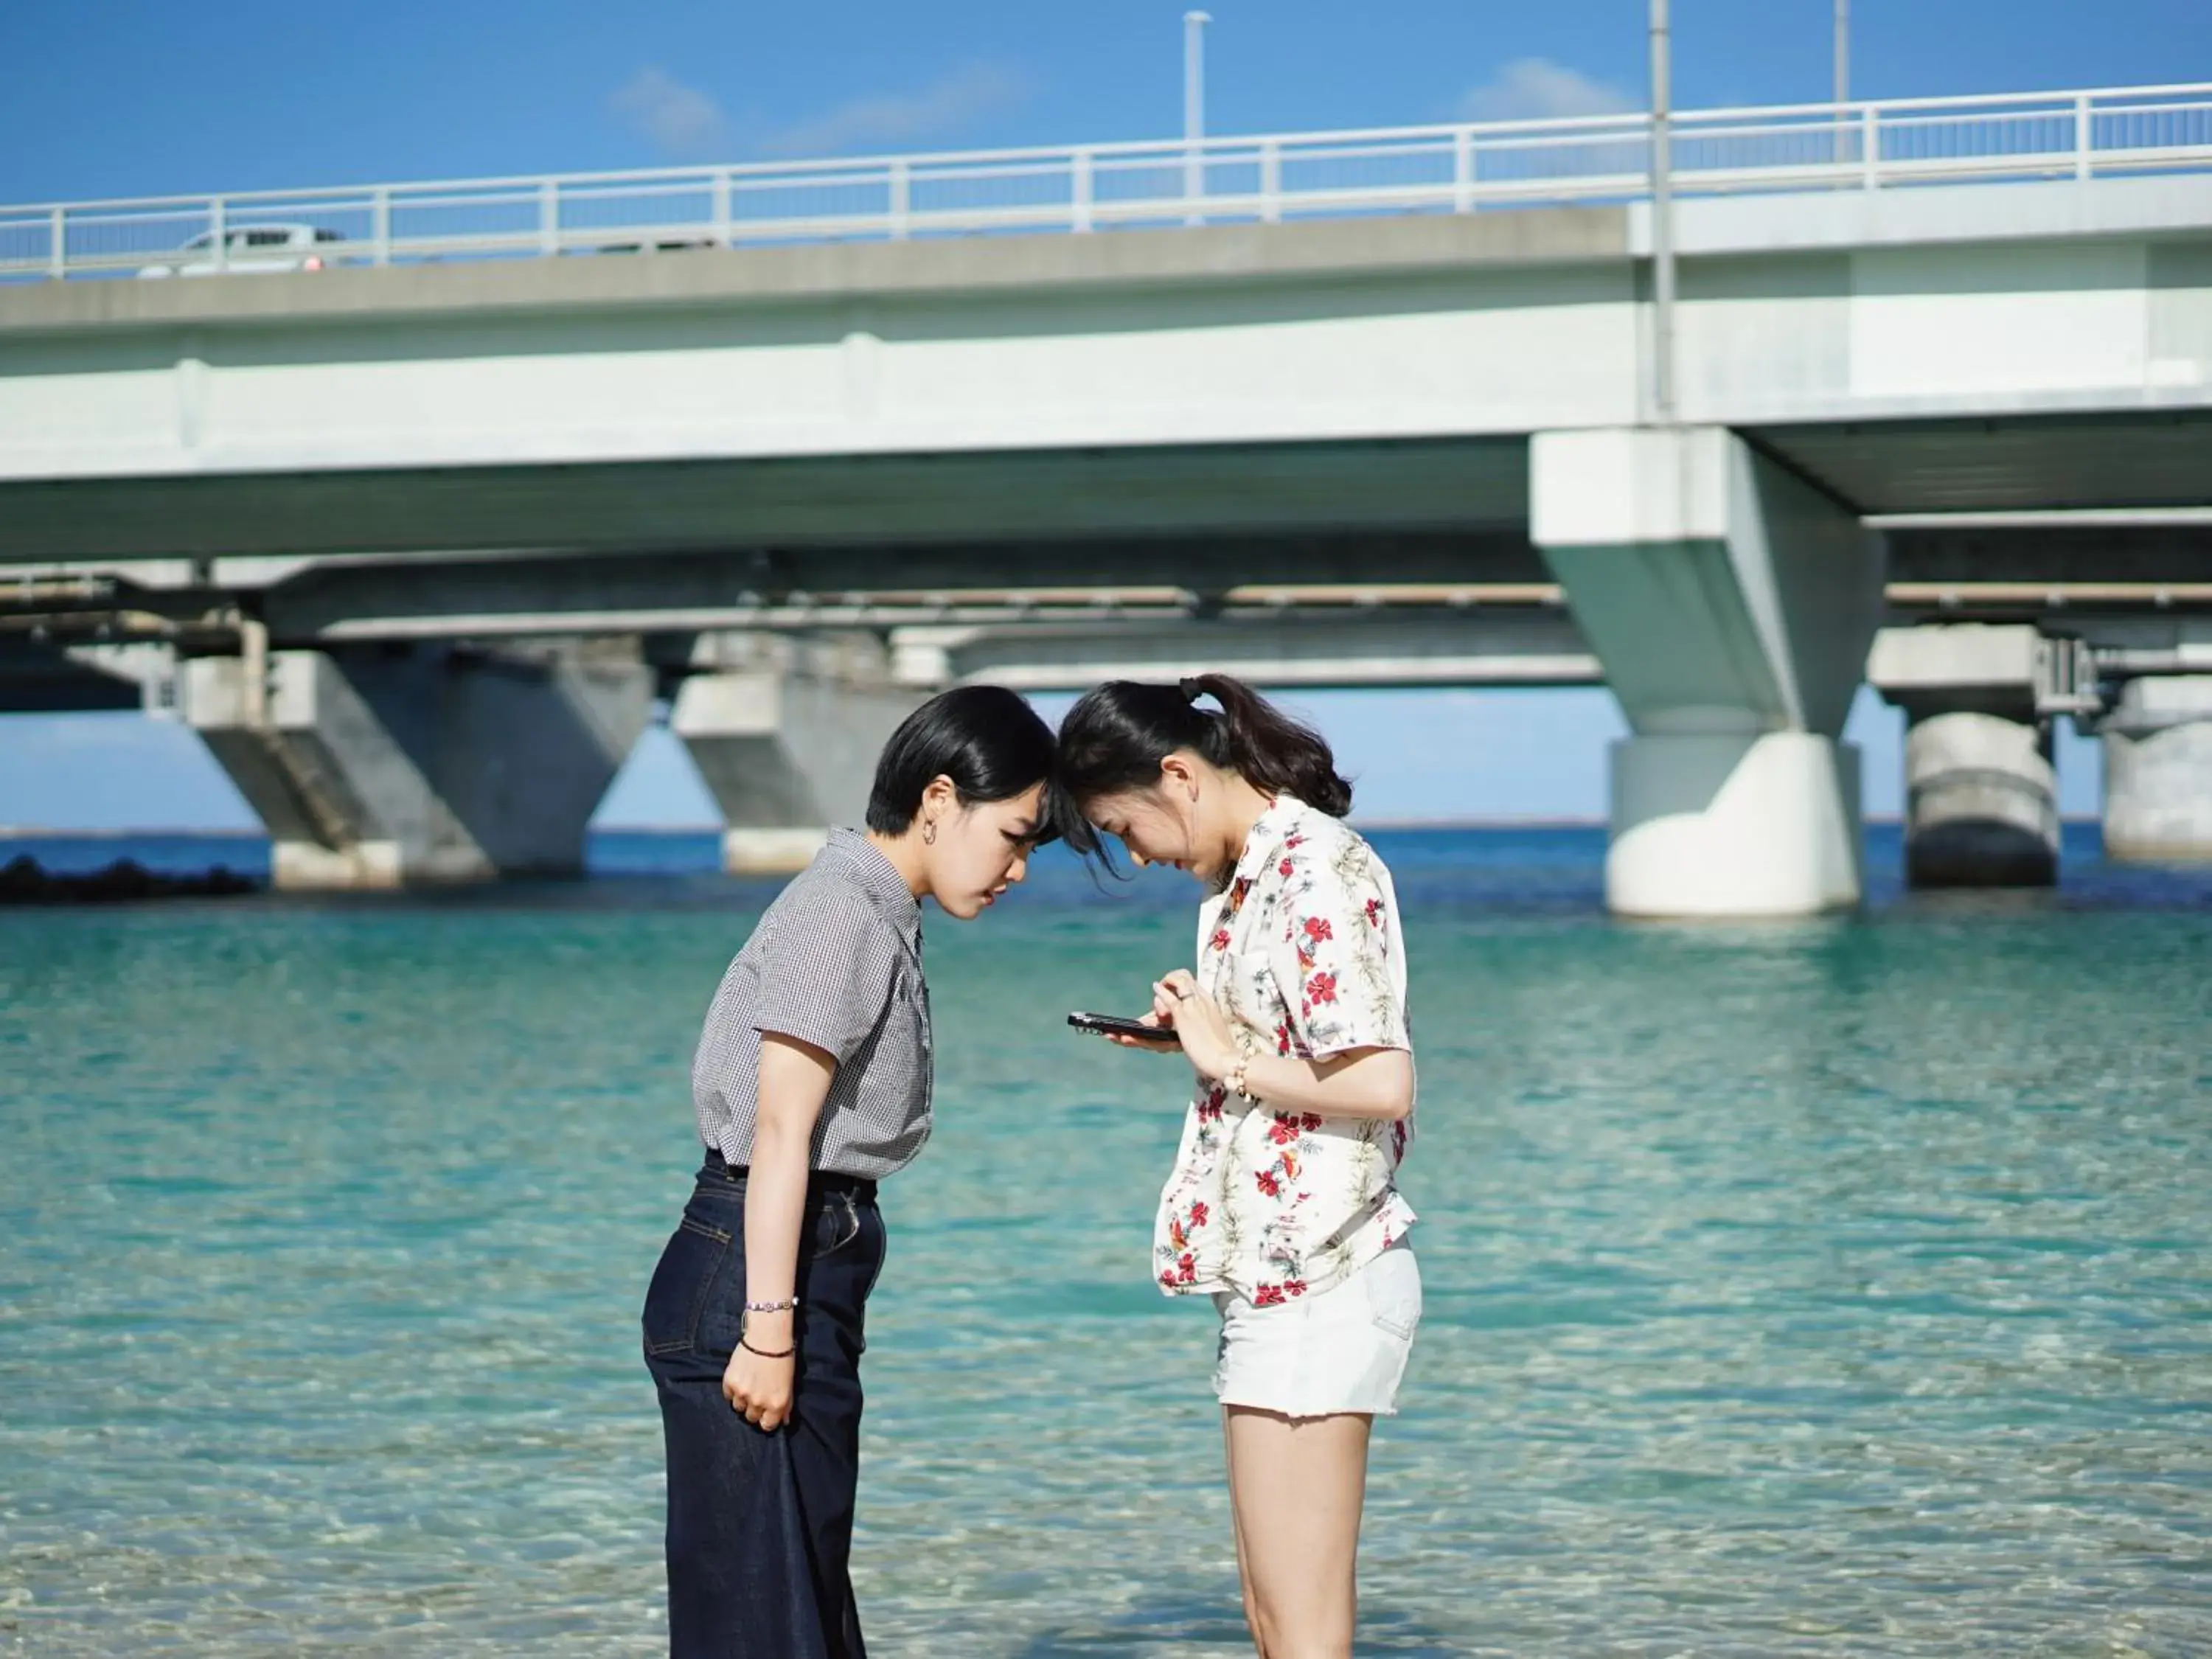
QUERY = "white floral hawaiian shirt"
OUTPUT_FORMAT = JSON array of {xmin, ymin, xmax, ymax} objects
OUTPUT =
[{"xmin": 1153, "ymin": 794, "xmax": 1416, "ymax": 1304}]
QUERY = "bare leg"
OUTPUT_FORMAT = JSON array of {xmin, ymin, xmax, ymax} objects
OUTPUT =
[
  {"xmin": 1223, "ymin": 1424, "xmax": 1265, "ymax": 1657},
  {"xmin": 1222, "ymin": 1406, "xmax": 1372, "ymax": 1659}
]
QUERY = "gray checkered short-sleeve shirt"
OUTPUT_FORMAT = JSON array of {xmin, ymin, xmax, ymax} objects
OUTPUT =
[{"xmin": 691, "ymin": 829, "xmax": 933, "ymax": 1180}]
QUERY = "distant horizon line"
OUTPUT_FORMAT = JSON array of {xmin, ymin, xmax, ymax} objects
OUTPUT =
[{"xmin": 1, "ymin": 815, "xmax": 2115, "ymax": 838}]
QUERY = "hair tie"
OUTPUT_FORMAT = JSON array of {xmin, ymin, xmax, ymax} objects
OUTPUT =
[{"xmin": 1177, "ymin": 676, "xmax": 1204, "ymax": 704}]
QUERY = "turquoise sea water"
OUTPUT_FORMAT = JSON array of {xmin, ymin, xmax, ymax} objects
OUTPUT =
[{"xmin": 4, "ymin": 830, "xmax": 2210, "ymax": 1656}]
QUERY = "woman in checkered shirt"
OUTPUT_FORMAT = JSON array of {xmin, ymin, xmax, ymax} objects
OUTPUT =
[{"xmin": 641, "ymin": 685, "xmax": 1058, "ymax": 1659}]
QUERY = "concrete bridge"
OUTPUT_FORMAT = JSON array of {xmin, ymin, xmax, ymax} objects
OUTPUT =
[{"xmin": 4, "ymin": 83, "xmax": 2210, "ymax": 911}]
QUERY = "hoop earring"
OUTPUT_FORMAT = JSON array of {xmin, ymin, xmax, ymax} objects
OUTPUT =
[{"xmin": 922, "ymin": 819, "xmax": 936, "ymax": 846}]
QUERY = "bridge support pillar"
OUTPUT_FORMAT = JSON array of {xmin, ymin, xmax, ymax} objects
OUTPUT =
[
  {"xmin": 1869, "ymin": 625, "xmax": 2058, "ymax": 887},
  {"xmin": 2102, "ymin": 676, "xmax": 2212, "ymax": 863},
  {"xmin": 1532, "ymin": 426, "xmax": 1885, "ymax": 918},
  {"xmin": 669, "ymin": 634, "xmax": 925, "ymax": 875},
  {"xmin": 184, "ymin": 639, "xmax": 650, "ymax": 888}
]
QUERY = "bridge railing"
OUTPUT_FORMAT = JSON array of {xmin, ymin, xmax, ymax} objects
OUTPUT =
[{"xmin": 4, "ymin": 83, "xmax": 2210, "ymax": 282}]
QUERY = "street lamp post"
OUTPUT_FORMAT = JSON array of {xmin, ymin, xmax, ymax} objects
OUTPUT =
[
  {"xmin": 1649, "ymin": 0, "xmax": 1675, "ymax": 422},
  {"xmin": 1184, "ymin": 10, "xmax": 1211, "ymax": 223},
  {"xmin": 1834, "ymin": 0, "xmax": 1850, "ymax": 106}
]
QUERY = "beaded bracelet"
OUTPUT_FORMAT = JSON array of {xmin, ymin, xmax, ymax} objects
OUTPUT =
[
  {"xmin": 743, "ymin": 1296, "xmax": 800, "ymax": 1313},
  {"xmin": 1225, "ymin": 1027, "xmax": 1259, "ymax": 1102}
]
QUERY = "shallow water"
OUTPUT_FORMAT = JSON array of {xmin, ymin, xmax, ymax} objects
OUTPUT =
[{"xmin": 3, "ymin": 831, "xmax": 2210, "ymax": 1655}]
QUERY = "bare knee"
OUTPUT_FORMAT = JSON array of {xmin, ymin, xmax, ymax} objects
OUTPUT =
[
  {"xmin": 1245, "ymin": 1600, "xmax": 1349, "ymax": 1659},
  {"xmin": 1240, "ymin": 1584, "xmax": 1266, "ymax": 1658}
]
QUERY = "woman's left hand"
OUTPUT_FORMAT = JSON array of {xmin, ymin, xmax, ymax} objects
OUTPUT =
[{"xmin": 1154, "ymin": 970, "xmax": 1238, "ymax": 1082}]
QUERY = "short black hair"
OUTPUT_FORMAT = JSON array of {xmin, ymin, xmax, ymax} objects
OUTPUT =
[{"xmin": 865, "ymin": 685, "xmax": 1060, "ymax": 841}]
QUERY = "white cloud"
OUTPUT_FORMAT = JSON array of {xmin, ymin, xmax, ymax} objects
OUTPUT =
[
  {"xmin": 759, "ymin": 62, "xmax": 1030, "ymax": 158},
  {"xmin": 611, "ymin": 66, "xmax": 730, "ymax": 157},
  {"xmin": 1459, "ymin": 58, "xmax": 1637, "ymax": 125}
]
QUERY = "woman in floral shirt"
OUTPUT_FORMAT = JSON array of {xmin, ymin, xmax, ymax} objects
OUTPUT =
[{"xmin": 1054, "ymin": 673, "xmax": 1419, "ymax": 1659}]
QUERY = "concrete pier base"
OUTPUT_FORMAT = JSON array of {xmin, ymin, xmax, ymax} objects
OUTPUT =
[
  {"xmin": 1532, "ymin": 425, "xmax": 1885, "ymax": 918},
  {"xmin": 185, "ymin": 640, "xmax": 650, "ymax": 888},
  {"xmin": 2103, "ymin": 676, "xmax": 2212, "ymax": 863},
  {"xmin": 1609, "ymin": 732, "xmax": 1863, "ymax": 918},
  {"xmin": 1869, "ymin": 624, "xmax": 2058, "ymax": 888},
  {"xmin": 670, "ymin": 635, "xmax": 923, "ymax": 875},
  {"xmin": 1904, "ymin": 710, "xmax": 2058, "ymax": 886}
]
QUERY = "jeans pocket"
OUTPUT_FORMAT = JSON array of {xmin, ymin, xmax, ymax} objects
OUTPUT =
[
  {"xmin": 813, "ymin": 1191, "xmax": 863, "ymax": 1259},
  {"xmin": 860, "ymin": 1210, "xmax": 888, "ymax": 1302},
  {"xmin": 641, "ymin": 1216, "xmax": 732, "ymax": 1357}
]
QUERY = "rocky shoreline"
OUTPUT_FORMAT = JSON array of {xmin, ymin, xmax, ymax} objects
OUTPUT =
[{"xmin": 1, "ymin": 855, "xmax": 260, "ymax": 905}]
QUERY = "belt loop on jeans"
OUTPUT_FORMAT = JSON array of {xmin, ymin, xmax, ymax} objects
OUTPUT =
[{"xmin": 703, "ymin": 1147, "xmax": 877, "ymax": 1206}]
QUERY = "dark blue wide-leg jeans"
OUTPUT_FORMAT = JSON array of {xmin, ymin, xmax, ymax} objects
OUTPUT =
[{"xmin": 642, "ymin": 1153, "xmax": 887, "ymax": 1659}]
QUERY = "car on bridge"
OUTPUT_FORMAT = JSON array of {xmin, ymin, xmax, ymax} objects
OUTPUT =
[{"xmin": 136, "ymin": 223, "xmax": 349, "ymax": 278}]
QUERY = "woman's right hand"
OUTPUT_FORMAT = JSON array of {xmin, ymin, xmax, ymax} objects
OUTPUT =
[{"xmin": 723, "ymin": 1317, "xmax": 796, "ymax": 1431}]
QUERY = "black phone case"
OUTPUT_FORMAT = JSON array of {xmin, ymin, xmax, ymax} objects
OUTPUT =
[{"xmin": 1067, "ymin": 1011, "xmax": 1181, "ymax": 1044}]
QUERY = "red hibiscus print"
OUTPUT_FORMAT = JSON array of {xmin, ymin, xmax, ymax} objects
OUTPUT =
[
  {"xmin": 1282, "ymin": 1279, "xmax": 1307, "ymax": 1298},
  {"xmin": 1175, "ymin": 1253, "xmax": 1197, "ymax": 1284},
  {"xmin": 1284, "ymin": 835, "xmax": 1304, "ymax": 850},
  {"xmin": 1307, "ymin": 972, "xmax": 1338, "ymax": 1005},
  {"xmin": 1365, "ymin": 897, "xmax": 1384, "ymax": 927},
  {"xmin": 1274, "ymin": 1023, "xmax": 1293, "ymax": 1055},
  {"xmin": 1268, "ymin": 1115, "xmax": 1301, "ymax": 1146},
  {"xmin": 1189, "ymin": 1200, "xmax": 1210, "ymax": 1227},
  {"xmin": 1208, "ymin": 927, "xmax": 1232, "ymax": 953},
  {"xmin": 1254, "ymin": 1169, "xmax": 1281, "ymax": 1198},
  {"xmin": 1301, "ymin": 1113, "xmax": 1324, "ymax": 1133},
  {"xmin": 1302, "ymin": 916, "xmax": 1334, "ymax": 943},
  {"xmin": 1253, "ymin": 1284, "xmax": 1286, "ymax": 1307}
]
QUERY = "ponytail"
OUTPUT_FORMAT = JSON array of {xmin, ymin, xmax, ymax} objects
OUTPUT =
[
  {"xmin": 1051, "ymin": 673, "xmax": 1352, "ymax": 858},
  {"xmin": 1177, "ymin": 674, "xmax": 1352, "ymax": 817}
]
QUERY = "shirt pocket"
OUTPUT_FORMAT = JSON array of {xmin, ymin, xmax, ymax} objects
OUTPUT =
[
  {"xmin": 900, "ymin": 962, "xmax": 932, "ymax": 1059},
  {"xmin": 1220, "ymin": 950, "xmax": 1279, "ymax": 1040}
]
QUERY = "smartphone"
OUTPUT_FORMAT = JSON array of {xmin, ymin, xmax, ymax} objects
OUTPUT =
[{"xmin": 1067, "ymin": 1010, "xmax": 1181, "ymax": 1047}]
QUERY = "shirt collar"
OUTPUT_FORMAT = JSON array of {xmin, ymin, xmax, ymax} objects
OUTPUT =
[
  {"xmin": 1228, "ymin": 793, "xmax": 1307, "ymax": 889},
  {"xmin": 823, "ymin": 827, "xmax": 922, "ymax": 936}
]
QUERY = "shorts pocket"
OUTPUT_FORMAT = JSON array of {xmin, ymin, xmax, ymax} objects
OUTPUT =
[
  {"xmin": 641, "ymin": 1217, "xmax": 733, "ymax": 1357},
  {"xmin": 1363, "ymin": 1251, "xmax": 1423, "ymax": 1343}
]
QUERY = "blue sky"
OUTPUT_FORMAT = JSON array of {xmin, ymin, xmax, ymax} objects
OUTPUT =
[
  {"xmin": 4, "ymin": 0, "xmax": 2207, "ymax": 203},
  {"xmin": 1, "ymin": 1, "xmax": 2194, "ymax": 829}
]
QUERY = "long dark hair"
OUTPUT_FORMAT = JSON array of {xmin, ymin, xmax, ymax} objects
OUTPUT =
[
  {"xmin": 866, "ymin": 685, "xmax": 1060, "ymax": 839},
  {"xmin": 1051, "ymin": 673, "xmax": 1351, "ymax": 858}
]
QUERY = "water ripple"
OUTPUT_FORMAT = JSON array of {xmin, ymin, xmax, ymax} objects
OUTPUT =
[{"xmin": 1, "ymin": 884, "xmax": 2208, "ymax": 1655}]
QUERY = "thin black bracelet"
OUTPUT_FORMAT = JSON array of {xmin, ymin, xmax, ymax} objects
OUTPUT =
[{"xmin": 740, "ymin": 1337, "xmax": 795, "ymax": 1359}]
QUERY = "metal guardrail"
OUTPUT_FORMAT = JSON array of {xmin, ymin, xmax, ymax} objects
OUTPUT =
[{"xmin": 3, "ymin": 81, "xmax": 2211, "ymax": 282}]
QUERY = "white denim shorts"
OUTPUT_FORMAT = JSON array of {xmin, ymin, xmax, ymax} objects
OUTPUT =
[{"xmin": 1211, "ymin": 1243, "xmax": 1422, "ymax": 1419}]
